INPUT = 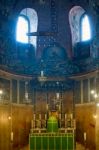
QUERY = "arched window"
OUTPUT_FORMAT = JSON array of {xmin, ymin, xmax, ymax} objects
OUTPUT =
[
  {"xmin": 81, "ymin": 14, "xmax": 91, "ymax": 41},
  {"xmin": 16, "ymin": 8, "xmax": 38, "ymax": 49},
  {"xmin": 16, "ymin": 15, "xmax": 29, "ymax": 43},
  {"xmin": 69, "ymin": 6, "xmax": 92, "ymax": 46}
]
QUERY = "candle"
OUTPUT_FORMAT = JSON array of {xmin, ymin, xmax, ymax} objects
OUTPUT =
[
  {"xmin": 33, "ymin": 114, "xmax": 35, "ymax": 120},
  {"xmin": 39, "ymin": 114, "xmax": 41, "ymax": 119},
  {"xmin": 56, "ymin": 93, "xmax": 59, "ymax": 99},
  {"xmin": 71, "ymin": 113, "xmax": 73, "ymax": 119},
  {"xmin": 11, "ymin": 132, "xmax": 13, "ymax": 142},
  {"xmin": 25, "ymin": 92, "xmax": 28, "ymax": 99},
  {"xmin": 65, "ymin": 114, "xmax": 67, "ymax": 119},
  {"xmin": 84, "ymin": 132, "xmax": 86, "ymax": 141},
  {"xmin": 46, "ymin": 104, "xmax": 48, "ymax": 110}
]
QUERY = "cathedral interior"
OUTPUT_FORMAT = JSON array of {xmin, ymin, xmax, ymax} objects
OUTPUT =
[{"xmin": 0, "ymin": 0, "xmax": 99, "ymax": 150}]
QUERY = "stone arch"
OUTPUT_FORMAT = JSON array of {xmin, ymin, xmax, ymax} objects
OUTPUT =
[
  {"xmin": 17, "ymin": 8, "xmax": 38, "ymax": 49},
  {"xmin": 69, "ymin": 6, "xmax": 85, "ymax": 46}
]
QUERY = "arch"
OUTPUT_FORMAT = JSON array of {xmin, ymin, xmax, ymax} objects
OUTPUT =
[
  {"xmin": 69, "ymin": 6, "xmax": 85, "ymax": 46},
  {"xmin": 16, "ymin": 8, "xmax": 38, "ymax": 49},
  {"xmin": 69, "ymin": 6, "xmax": 91, "ymax": 46}
]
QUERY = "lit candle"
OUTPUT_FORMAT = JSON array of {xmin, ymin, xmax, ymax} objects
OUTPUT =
[
  {"xmin": 94, "ymin": 93, "xmax": 98, "ymax": 98},
  {"xmin": 90, "ymin": 90, "xmax": 95, "ymax": 94},
  {"xmin": 0, "ymin": 89, "xmax": 3, "ymax": 94},
  {"xmin": 56, "ymin": 93, "xmax": 59, "ymax": 99},
  {"xmin": 8, "ymin": 116, "xmax": 11, "ymax": 120},
  {"xmin": 25, "ymin": 92, "xmax": 28, "ymax": 99},
  {"xmin": 96, "ymin": 103, "xmax": 99, "ymax": 107}
]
